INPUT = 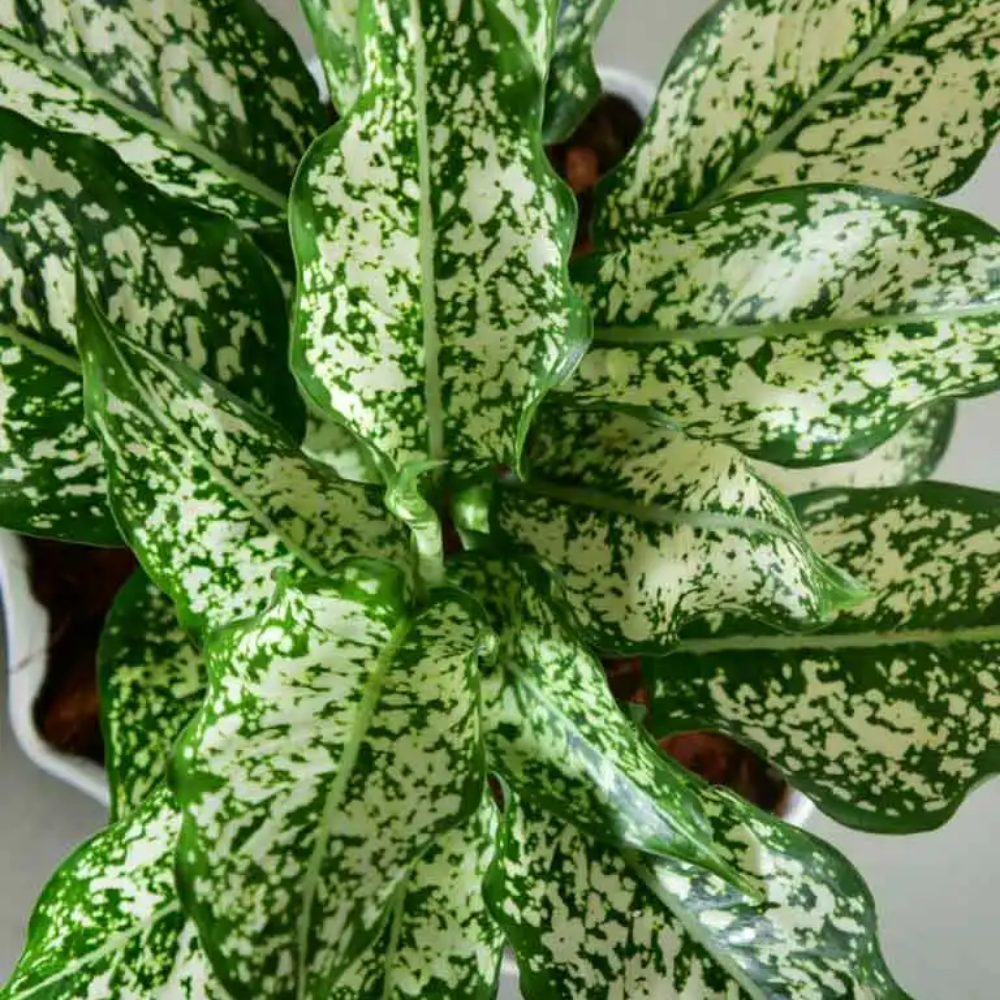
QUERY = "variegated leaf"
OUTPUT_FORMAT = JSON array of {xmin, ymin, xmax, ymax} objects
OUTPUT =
[
  {"xmin": 174, "ymin": 565, "xmax": 490, "ymax": 1000},
  {"xmin": 77, "ymin": 289, "xmax": 408, "ymax": 640},
  {"xmin": 0, "ymin": 108, "xmax": 300, "ymax": 543},
  {"xmin": 566, "ymin": 185, "xmax": 1000, "ymax": 465},
  {"xmin": 755, "ymin": 400, "xmax": 955, "ymax": 494},
  {"xmin": 596, "ymin": 0, "xmax": 1000, "ymax": 239},
  {"xmin": 649, "ymin": 482, "xmax": 1000, "ymax": 833},
  {"xmin": 543, "ymin": 0, "xmax": 619, "ymax": 143},
  {"xmin": 98, "ymin": 570, "xmax": 205, "ymax": 822},
  {"xmin": 331, "ymin": 798, "xmax": 504, "ymax": 1000},
  {"xmin": 0, "ymin": 787, "xmax": 228, "ymax": 1000},
  {"xmin": 291, "ymin": 0, "xmax": 587, "ymax": 476},
  {"xmin": 299, "ymin": 0, "xmax": 360, "ymax": 113},
  {"xmin": 496, "ymin": 408, "xmax": 861, "ymax": 653},
  {"xmin": 490, "ymin": 791, "xmax": 912, "ymax": 1000},
  {"xmin": 0, "ymin": 0, "xmax": 325, "ymax": 225},
  {"xmin": 452, "ymin": 553, "xmax": 744, "ymax": 886},
  {"xmin": 303, "ymin": 413, "xmax": 383, "ymax": 484}
]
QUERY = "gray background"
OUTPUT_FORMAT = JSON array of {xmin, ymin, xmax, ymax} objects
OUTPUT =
[{"xmin": 3, "ymin": 1, "xmax": 1000, "ymax": 995}]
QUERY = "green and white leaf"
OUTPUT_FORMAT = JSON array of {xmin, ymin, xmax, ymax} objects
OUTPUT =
[
  {"xmin": 453, "ymin": 553, "xmax": 743, "ymax": 886},
  {"xmin": 596, "ymin": 0, "xmax": 1000, "ymax": 238},
  {"xmin": 490, "ymin": 792, "xmax": 912, "ymax": 1000},
  {"xmin": 0, "ymin": 0, "xmax": 325, "ymax": 225},
  {"xmin": 0, "ymin": 788, "xmax": 227, "ymax": 1000},
  {"xmin": 755, "ymin": 401, "xmax": 955, "ymax": 494},
  {"xmin": 298, "ymin": 0, "xmax": 360, "ymax": 114},
  {"xmin": 174, "ymin": 565, "xmax": 491, "ymax": 1000},
  {"xmin": 0, "ymin": 108, "xmax": 299, "ymax": 543},
  {"xmin": 302, "ymin": 413, "xmax": 383, "ymax": 484},
  {"xmin": 331, "ymin": 797, "xmax": 504, "ymax": 1000},
  {"xmin": 650, "ymin": 482, "xmax": 1000, "ymax": 833},
  {"xmin": 291, "ymin": 0, "xmax": 587, "ymax": 476},
  {"xmin": 496, "ymin": 408, "xmax": 862, "ymax": 653},
  {"xmin": 566, "ymin": 185, "xmax": 1000, "ymax": 465},
  {"xmin": 543, "ymin": 0, "xmax": 618, "ymax": 143},
  {"xmin": 77, "ymin": 291, "xmax": 408, "ymax": 640},
  {"xmin": 98, "ymin": 570, "xmax": 205, "ymax": 822}
]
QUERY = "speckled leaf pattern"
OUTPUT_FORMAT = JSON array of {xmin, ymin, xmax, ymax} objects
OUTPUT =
[
  {"xmin": 291, "ymin": 0, "xmax": 587, "ymax": 475},
  {"xmin": 299, "ymin": 0, "xmax": 360, "ymax": 113},
  {"xmin": 98, "ymin": 570, "xmax": 205, "ymax": 823},
  {"xmin": 0, "ymin": 108, "xmax": 299, "ymax": 543},
  {"xmin": 302, "ymin": 413, "xmax": 383, "ymax": 484},
  {"xmin": 77, "ymin": 291, "xmax": 408, "ymax": 641},
  {"xmin": 754, "ymin": 401, "xmax": 955, "ymax": 494},
  {"xmin": 173, "ymin": 565, "xmax": 490, "ymax": 1000},
  {"xmin": 566, "ymin": 185, "xmax": 1000, "ymax": 466},
  {"xmin": 0, "ymin": 0, "xmax": 325, "ymax": 224},
  {"xmin": 596, "ymin": 0, "xmax": 1000, "ymax": 238},
  {"xmin": 330, "ymin": 798, "xmax": 504, "ymax": 1000},
  {"xmin": 543, "ymin": 0, "xmax": 619, "ymax": 143},
  {"xmin": 452, "ymin": 554, "xmax": 741, "ymax": 884},
  {"xmin": 651, "ymin": 483, "xmax": 1000, "ymax": 833},
  {"xmin": 497, "ymin": 409, "xmax": 862, "ymax": 653},
  {"xmin": 0, "ymin": 787, "xmax": 228, "ymax": 1000},
  {"xmin": 491, "ymin": 791, "xmax": 912, "ymax": 1000}
]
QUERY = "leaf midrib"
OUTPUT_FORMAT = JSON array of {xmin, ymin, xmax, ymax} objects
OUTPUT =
[
  {"xmin": 512, "ymin": 478, "xmax": 800, "ymax": 543},
  {"xmin": 295, "ymin": 615, "xmax": 412, "ymax": 1000},
  {"xmin": 1, "ymin": 322, "xmax": 81, "ymax": 375},
  {"xmin": 593, "ymin": 302, "xmax": 1000, "ymax": 348},
  {"xmin": 677, "ymin": 622, "xmax": 1000, "ymax": 655},
  {"xmin": 693, "ymin": 0, "xmax": 932, "ymax": 211},
  {"xmin": 0, "ymin": 27, "xmax": 286, "ymax": 212},
  {"xmin": 97, "ymin": 327, "xmax": 329, "ymax": 581}
]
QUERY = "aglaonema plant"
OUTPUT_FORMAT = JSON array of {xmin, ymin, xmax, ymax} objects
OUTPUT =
[{"xmin": 1, "ymin": 0, "xmax": 1000, "ymax": 997}]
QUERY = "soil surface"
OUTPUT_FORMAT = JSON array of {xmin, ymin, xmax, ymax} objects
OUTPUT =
[{"xmin": 25, "ymin": 90, "xmax": 793, "ymax": 816}]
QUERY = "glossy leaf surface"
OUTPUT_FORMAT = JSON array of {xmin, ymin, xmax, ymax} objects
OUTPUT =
[
  {"xmin": 174, "ymin": 566, "xmax": 489, "ymax": 1000},
  {"xmin": 651, "ymin": 483, "xmax": 1000, "ymax": 832}
]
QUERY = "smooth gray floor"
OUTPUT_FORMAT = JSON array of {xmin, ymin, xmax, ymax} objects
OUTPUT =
[{"xmin": 4, "ymin": 3, "xmax": 1000, "ymax": 997}]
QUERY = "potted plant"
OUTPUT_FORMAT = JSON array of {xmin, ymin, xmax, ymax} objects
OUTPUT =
[{"xmin": 3, "ymin": 0, "xmax": 1000, "ymax": 998}]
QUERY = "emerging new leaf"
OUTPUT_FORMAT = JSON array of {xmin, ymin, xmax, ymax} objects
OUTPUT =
[
  {"xmin": 291, "ymin": 0, "xmax": 588, "ymax": 476},
  {"xmin": 0, "ymin": 109, "xmax": 298, "ymax": 542},
  {"xmin": 98, "ymin": 570, "xmax": 205, "ymax": 821},
  {"xmin": 543, "ymin": 0, "xmax": 619, "ymax": 143},
  {"xmin": 331, "ymin": 798, "xmax": 504, "ymax": 1000},
  {"xmin": 453, "ymin": 554, "xmax": 742, "ymax": 885},
  {"xmin": 174, "ymin": 565, "xmax": 491, "ymax": 1000},
  {"xmin": 490, "ymin": 790, "xmax": 913, "ymax": 1000},
  {"xmin": 650, "ymin": 483, "xmax": 1000, "ymax": 833},
  {"xmin": 299, "ymin": 0, "xmax": 360, "ymax": 114},
  {"xmin": 565, "ymin": 185, "xmax": 1000, "ymax": 465},
  {"xmin": 77, "ymin": 290, "xmax": 408, "ymax": 640},
  {"xmin": 0, "ymin": 788, "xmax": 226, "ymax": 1000},
  {"xmin": 496, "ymin": 408, "xmax": 861, "ymax": 652},
  {"xmin": 596, "ymin": 0, "xmax": 1000, "ymax": 238},
  {"xmin": 0, "ymin": 0, "xmax": 324, "ymax": 224}
]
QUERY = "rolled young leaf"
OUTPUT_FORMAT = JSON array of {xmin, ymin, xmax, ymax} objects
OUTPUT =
[
  {"xmin": 489, "ymin": 790, "xmax": 913, "ymax": 1000},
  {"xmin": 76, "ymin": 289, "xmax": 408, "ymax": 640},
  {"xmin": 496, "ymin": 408, "xmax": 862, "ymax": 653},
  {"xmin": 595, "ymin": 0, "xmax": 1000, "ymax": 239},
  {"xmin": 330, "ymin": 798, "xmax": 504, "ymax": 1000},
  {"xmin": 452, "ymin": 553, "xmax": 744, "ymax": 887},
  {"xmin": 0, "ymin": 0, "xmax": 325, "ymax": 225},
  {"xmin": 0, "ymin": 787, "xmax": 227, "ymax": 1000},
  {"xmin": 648, "ymin": 482, "xmax": 1000, "ymax": 833},
  {"xmin": 565, "ymin": 185, "xmax": 1000, "ymax": 466},
  {"xmin": 299, "ymin": 0, "xmax": 360, "ymax": 114},
  {"xmin": 543, "ymin": 0, "xmax": 619, "ymax": 144},
  {"xmin": 291, "ymin": 0, "xmax": 588, "ymax": 476},
  {"xmin": 173, "ymin": 565, "xmax": 491, "ymax": 1000},
  {"xmin": 754, "ymin": 400, "xmax": 955, "ymax": 494},
  {"xmin": 0, "ymin": 107, "xmax": 300, "ymax": 543},
  {"xmin": 98, "ymin": 570, "xmax": 205, "ymax": 822}
]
